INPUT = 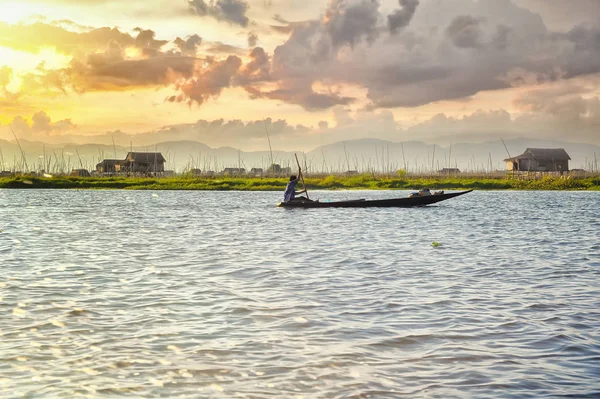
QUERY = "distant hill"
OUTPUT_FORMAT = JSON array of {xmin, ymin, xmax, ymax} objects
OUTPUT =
[{"xmin": 0, "ymin": 137, "xmax": 598, "ymax": 173}]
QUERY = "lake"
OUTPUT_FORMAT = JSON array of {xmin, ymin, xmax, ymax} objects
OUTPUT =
[{"xmin": 1, "ymin": 189, "xmax": 599, "ymax": 398}]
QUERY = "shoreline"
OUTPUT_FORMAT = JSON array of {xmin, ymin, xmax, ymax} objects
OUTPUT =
[{"xmin": 1, "ymin": 175, "xmax": 599, "ymax": 191}]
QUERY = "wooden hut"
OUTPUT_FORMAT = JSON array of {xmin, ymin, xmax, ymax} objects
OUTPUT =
[
  {"xmin": 70, "ymin": 169, "xmax": 91, "ymax": 177},
  {"xmin": 504, "ymin": 148, "xmax": 570, "ymax": 172},
  {"xmin": 222, "ymin": 167, "xmax": 245, "ymax": 175},
  {"xmin": 96, "ymin": 159, "xmax": 122, "ymax": 174},
  {"xmin": 250, "ymin": 168, "xmax": 263, "ymax": 176},
  {"xmin": 439, "ymin": 168, "xmax": 461, "ymax": 175},
  {"xmin": 96, "ymin": 152, "xmax": 166, "ymax": 175},
  {"xmin": 123, "ymin": 152, "xmax": 165, "ymax": 174}
]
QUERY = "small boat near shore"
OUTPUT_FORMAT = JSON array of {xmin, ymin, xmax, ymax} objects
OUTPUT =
[{"xmin": 278, "ymin": 190, "xmax": 473, "ymax": 208}]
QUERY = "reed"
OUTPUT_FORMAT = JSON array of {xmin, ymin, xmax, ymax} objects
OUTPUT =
[{"xmin": 1, "ymin": 173, "xmax": 598, "ymax": 191}]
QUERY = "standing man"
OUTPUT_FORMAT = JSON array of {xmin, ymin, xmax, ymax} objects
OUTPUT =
[{"xmin": 283, "ymin": 168, "xmax": 307, "ymax": 202}]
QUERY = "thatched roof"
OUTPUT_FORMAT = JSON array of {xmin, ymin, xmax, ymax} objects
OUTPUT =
[
  {"xmin": 125, "ymin": 152, "xmax": 166, "ymax": 163},
  {"xmin": 504, "ymin": 148, "xmax": 571, "ymax": 162},
  {"xmin": 97, "ymin": 159, "xmax": 122, "ymax": 166}
]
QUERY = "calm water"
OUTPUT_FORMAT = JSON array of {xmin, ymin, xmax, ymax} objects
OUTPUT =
[{"xmin": 0, "ymin": 189, "xmax": 599, "ymax": 398}]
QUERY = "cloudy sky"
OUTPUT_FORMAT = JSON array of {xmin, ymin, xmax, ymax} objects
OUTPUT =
[{"xmin": 0, "ymin": 0, "xmax": 599, "ymax": 150}]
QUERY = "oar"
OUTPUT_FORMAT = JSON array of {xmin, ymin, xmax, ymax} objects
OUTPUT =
[{"xmin": 294, "ymin": 153, "xmax": 309, "ymax": 200}]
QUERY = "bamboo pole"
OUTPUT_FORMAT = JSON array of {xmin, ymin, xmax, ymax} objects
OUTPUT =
[{"xmin": 295, "ymin": 153, "xmax": 309, "ymax": 200}]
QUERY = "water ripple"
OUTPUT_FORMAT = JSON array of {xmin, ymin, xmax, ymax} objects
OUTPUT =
[{"xmin": 1, "ymin": 189, "xmax": 599, "ymax": 398}]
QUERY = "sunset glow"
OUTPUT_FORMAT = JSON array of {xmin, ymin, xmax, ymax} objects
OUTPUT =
[{"xmin": 0, "ymin": 0, "xmax": 599, "ymax": 150}]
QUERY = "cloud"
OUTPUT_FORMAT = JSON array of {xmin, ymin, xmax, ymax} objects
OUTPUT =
[
  {"xmin": 247, "ymin": 31, "xmax": 258, "ymax": 47},
  {"xmin": 188, "ymin": 0, "xmax": 250, "ymax": 27},
  {"xmin": 0, "ymin": 66, "xmax": 12, "ymax": 90},
  {"xmin": 66, "ymin": 43, "xmax": 197, "ymax": 91},
  {"xmin": 174, "ymin": 34, "xmax": 203, "ymax": 56},
  {"xmin": 267, "ymin": 0, "xmax": 600, "ymax": 109},
  {"xmin": 31, "ymin": 110, "xmax": 76, "ymax": 133},
  {"xmin": 445, "ymin": 15, "xmax": 483, "ymax": 48},
  {"xmin": 405, "ymin": 81, "xmax": 600, "ymax": 145},
  {"xmin": 0, "ymin": 21, "xmax": 134, "ymax": 55},
  {"xmin": 514, "ymin": 0, "xmax": 600, "ymax": 30},
  {"xmin": 2, "ymin": 111, "xmax": 76, "ymax": 139},
  {"xmin": 323, "ymin": 0, "xmax": 381, "ymax": 49},
  {"xmin": 168, "ymin": 55, "xmax": 242, "ymax": 105},
  {"xmin": 236, "ymin": 47, "xmax": 270, "ymax": 85},
  {"xmin": 253, "ymin": 84, "xmax": 354, "ymax": 111},
  {"xmin": 204, "ymin": 41, "xmax": 247, "ymax": 55},
  {"xmin": 4, "ymin": 0, "xmax": 600, "ymax": 116},
  {"xmin": 19, "ymin": 64, "xmax": 69, "ymax": 96},
  {"xmin": 511, "ymin": 82, "xmax": 600, "ymax": 141},
  {"xmin": 133, "ymin": 28, "xmax": 169, "ymax": 52},
  {"xmin": 3, "ymin": 25, "xmax": 201, "ymax": 94},
  {"xmin": 388, "ymin": 0, "xmax": 419, "ymax": 34},
  {"xmin": 120, "ymin": 117, "xmax": 305, "ymax": 150}
]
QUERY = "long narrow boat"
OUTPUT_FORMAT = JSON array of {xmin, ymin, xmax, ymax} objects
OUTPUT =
[{"xmin": 278, "ymin": 190, "xmax": 473, "ymax": 208}]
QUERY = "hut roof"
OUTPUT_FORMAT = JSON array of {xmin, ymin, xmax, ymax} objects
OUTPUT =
[
  {"xmin": 439, "ymin": 168, "xmax": 461, "ymax": 172},
  {"xmin": 504, "ymin": 148, "xmax": 571, "ymax": 162},
  {"xmin": 96, "ymin": 159, "xmax": 122, "ymax": 168},
  {"xmin": 126, "ymin": 152, "xmax": 166, "ymax": 163},
  {"xmin": 99, "ymin": 159, "xmax": 121, "ymax": 165}
]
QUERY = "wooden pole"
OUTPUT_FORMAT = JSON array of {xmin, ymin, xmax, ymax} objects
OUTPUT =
[
  {"xmin": 295, "ymin": 153, "xmax": 309, "ymax": 200},
  {"xmin": 9, "ymin": 124, "xmax": 28, "ymax": 173},
  {"xmin": 264, "ymin": 120, "xmax": 274, "ymax": 176}
]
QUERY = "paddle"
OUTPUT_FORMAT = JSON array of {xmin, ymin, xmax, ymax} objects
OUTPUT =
[{"xmin": 294, "ymin": 153, "xmax": 310, "ymax": 200}]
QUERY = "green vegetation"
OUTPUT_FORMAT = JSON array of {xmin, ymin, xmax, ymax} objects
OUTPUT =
[{"xmin": 0, "ymin": 174, "xmax": 599, "ymax": 191}]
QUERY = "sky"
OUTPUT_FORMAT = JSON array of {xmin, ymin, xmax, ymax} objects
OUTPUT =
[{"xmin": 0, "ymin": 0, "xmax": 599, "ymax": 150}]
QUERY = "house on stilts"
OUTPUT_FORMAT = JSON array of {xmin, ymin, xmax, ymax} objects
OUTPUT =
[{"xmin": 504, "ymin": 148, "xmax": 571, "ymax": 173}]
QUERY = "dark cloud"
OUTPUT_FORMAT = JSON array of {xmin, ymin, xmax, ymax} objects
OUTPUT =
[
  {"xmin": 246, "ymin": 79, "xmax": 354, "ymax": 111},
  {"xmin": 323, "ymin": 0, "xmax": 380, "ymax": 49},
  {"xmin": 268, "ymin": 88, "xmax": 353, "ymax": 111},
  {"xmin": 247, "ymin": 31, "xmax": 258, "ymax": 47},
  {"xmin": 263, "ymin": 0, "xmax": 600, "ymax": 110},
  {"xmin": 388, "ymin": 0, "xmax": 419, "ymax": 34},
  {"xmin": 445, "ymin": 15, "xmax": 483, "ymax": 48},
  {"xmin": 174, "ymin": 34, "xmax": 203, "ymax": 56},
  {"xmin": 133, "ymin": 28, "xmax": 168, "ymax": 51},
  {"xmin": 204, "ymin": 41, "xmax": 247, "ymax": 55},
  {"xmin": 236, "ymin": 47, "xmax": 270, "ymax": 85},
  {"xmin": 560, "ymin": 26, "xmax": 600, "ymax": 79},
  {"xmin": 272, "ymin": 14, "xmax": 289, "ymax": 25},
  {"xmin": 188, "ymin": 0, "xmax": 250, "ymax": 27},
  {"xmin": 269, "ymin": 15, "xmax": 310, "ymax": 35},
  {"xmin": 270, "ymin": 24, "xmax": 293, "ymax": 35},
  {"xmin": 492, "ymin": 25, "xmax": 512, "ymax": 50}
]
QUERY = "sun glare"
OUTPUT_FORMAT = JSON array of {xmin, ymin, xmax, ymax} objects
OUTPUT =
[
  {"xmin": 0, "ymin": 46, "xmax": 70, "ymax": 73},
  {"xmin": 125, "ymin": 47, "xmax": 141, "ymax": 59}
]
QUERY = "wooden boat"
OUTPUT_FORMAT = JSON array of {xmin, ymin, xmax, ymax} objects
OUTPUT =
[{"xmin": 278, "ymin": 190, "xmax": 473, "ymax": 208}]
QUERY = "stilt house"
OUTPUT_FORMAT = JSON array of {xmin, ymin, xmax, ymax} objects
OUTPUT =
[{"xmin": 504, "ymin": 148, "xmax": 571, "ymax": 172}]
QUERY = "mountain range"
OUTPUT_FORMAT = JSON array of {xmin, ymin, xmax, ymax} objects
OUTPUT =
[{"xmin": 0, "ymin": 137, "xmax": 598, "ymax": 174}]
